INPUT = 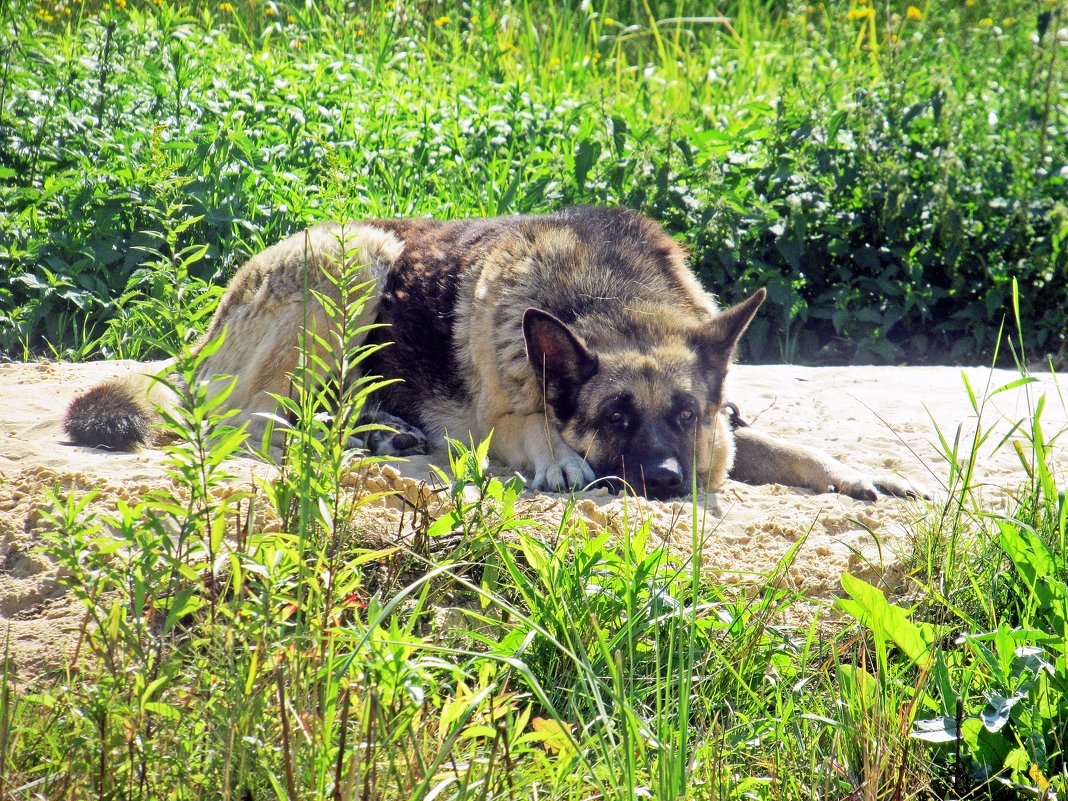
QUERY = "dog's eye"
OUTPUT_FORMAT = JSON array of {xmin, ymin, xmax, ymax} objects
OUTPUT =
[
  {"xmin": 676, "ymin": 409, "xmax": 696, "ymax": 427},
  {"xmin": 607, "ymin": 411, "xmax": 630, "ymax": 432}
]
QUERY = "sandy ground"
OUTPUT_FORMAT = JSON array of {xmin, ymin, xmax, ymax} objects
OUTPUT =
[{"xmin": 1, "ymin": 359, "xmax": 1064, "ymax": 679}]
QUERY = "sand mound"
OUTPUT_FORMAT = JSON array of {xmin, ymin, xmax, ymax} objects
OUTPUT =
[{"xmin": 2, "ymin": 360, "xmax": 1063, "ymax": 678}]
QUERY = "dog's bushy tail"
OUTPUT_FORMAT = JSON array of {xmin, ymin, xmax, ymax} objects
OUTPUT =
[{"xmin": 63, "ymin": 362, "xmax": 179, "ymax": 451}]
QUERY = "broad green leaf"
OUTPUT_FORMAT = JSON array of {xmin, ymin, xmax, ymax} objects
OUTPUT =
[
  {"xmin": 839, "ymin": 573, "xmax": 939, "ymax": 667},
  {"xmin": 980, "ymin": 691, "xmax": 1026, "ymax": 733},
  {"xmin": 960, "ymin": 717, "xmax": 1014, "ymax": 773},
  {"xmin": 912, "ymin": 716, "xmax": 960, "ymax": 743},
  {"xmin": 427, "ymin": 510, "xmax": 462, "ymax": 538},
  {"xmin": 143, "ymin": 701, "xmax": 181, "ymax": 720},
  {"xmin": 530, "ymin": 717, "xmax": 576, "ymax": 756},
  {"xmin": 164, "ymin": 587, "xmax": 203, "ymax": 634},
  {"xmin": 836, "ymin": 664, "xmax": 877, "ymax": 708},
  {"xmin": 459, "ymin": 724, "xmax": 498, "ymax": 740},
  {"xmin": 998, "ymin": 521, "xmax": 1068, "ymax": 619},
  {"xmin": 518, "ymin": 533, "xmax": 549, "ymax": 574},
  {"xmin": 480, "ymin": 555, "xmax": 499, "ymax": 610},
  {"xmin": 142, "ymin": 675, "xmax": 170, "ymax": 705},
  {"xmin": 574, "ymin": 139, "xmax": 600, "ymax": 189}
]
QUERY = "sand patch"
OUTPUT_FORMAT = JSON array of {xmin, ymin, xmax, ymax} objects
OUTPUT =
[{"xmin": 1, "ymin": 360, "xmax": 1063, "ymax": 678}]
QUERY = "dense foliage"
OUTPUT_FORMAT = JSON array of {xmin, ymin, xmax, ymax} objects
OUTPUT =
[
  {"xmin": 1, "ymin": 0, "xmax": 1065, "ymax": 364},
  {"xmin": 0, "ymin": 4, "xmax": 1066, "ymax": 797}
]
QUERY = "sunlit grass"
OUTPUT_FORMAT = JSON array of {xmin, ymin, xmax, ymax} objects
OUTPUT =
[
  {"xmin": 0, "ymin": 0, "xmax": 1066, "ymax": 796},
  {"xmin": 2, "ymin": 0, "xmax": 1064, "ymax": 363}
]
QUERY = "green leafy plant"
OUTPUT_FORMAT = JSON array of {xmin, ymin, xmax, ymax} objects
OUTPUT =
[
  {"xmin": 3, "ymin": 0, "xmax": 1065, "ymax": 364},
  {"xmin": 4, "ymin": 1, "xmax": 1068, "ymax": 798},
  {"xmin": 841, "ymin": 337, "xmax": 1067, "ymax": 796}
]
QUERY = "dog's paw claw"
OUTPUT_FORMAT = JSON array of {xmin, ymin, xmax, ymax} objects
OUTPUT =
[
  {"xmin": 697, "ymin": 489, "xmax": 723, "ymax": 516},
  {"xmin": 833, "ymin": 473, "xmax": 928, "ymax": 502},
  {"xmin": 874, "ymin": 475, "xmax": 929, "ymax": 500},
  {"xmin": 531, "ymin": 454, "xmax": 595, "ymax": 493}
]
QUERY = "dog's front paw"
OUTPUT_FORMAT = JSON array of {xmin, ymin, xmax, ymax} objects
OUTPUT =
[
  {"xmin": 366, "ymin": 427, "xmax": 430, "ymax": 456},
  {"xmin": 832, "ymin": 476, "xmax": 880, "ymax": 502},
  {"xmin": 833, "ymin": 473, "xmax": 928, "ymax": 501},
  {"xmin": 873, "ymin": 474, "xmax": 929, "ymax": 500},
  {"xmin": 530, "ymin": 452, "xmax": 596, "ymax": 493},
  {"xmin": 696, "ymin": 489, "xmax": 723, "ymax": 516}
]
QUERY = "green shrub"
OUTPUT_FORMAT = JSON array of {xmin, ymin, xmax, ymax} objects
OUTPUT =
[{"xmin": 1, "ymin": 0, "xmax": 1064, "ymax": 363}]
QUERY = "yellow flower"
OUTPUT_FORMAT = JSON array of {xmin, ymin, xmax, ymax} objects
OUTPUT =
[
  {"xmin": 603, "ymin": 16, "xmax": 615, "ymax": 26},
  {"xmin": 905, "ymin": 5, "xmax": 921, "ymax": 21},
  {"xmin": 978, "ymin": 17, "xmax": 993, "ymax": 26},
  {"xmin": 847, "ymin": 7, "xmax": 873, "ymax": 20},
  {"xmin": 806, "ymin": 4, "xmax": 815, "ymax": 11},
  {"xmin": 219, "ymin": 1, "xmax": 233, "ymax": 11},
  {"xmin": 115, "ymin": 0, "xmax": 126, "ymax": 8},
  {"xmin": 1001, "ymin": 16, "xmax": 1014, "ymax": 25},
  {"xmin": 470, "ymin": 15, "xmax": 480, "ymax": 24},
  {"xmin": 433, "ymin": 15, "xmax": 450, "ymax": 27},
  {"xmin": 965, "ymin": 0, "xmax": 975, "ymax": 5},
  {"xmin": 287, "ymin": 13, "xmax": 295, "ymax": 22},
  {"xmin": 264, "ymin": 5, "xmax": 275, "ymax": 14}
]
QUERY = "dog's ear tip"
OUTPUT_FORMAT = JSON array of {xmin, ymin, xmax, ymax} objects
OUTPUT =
[
  {"xmin": 737, "ymin": 287, "xmax": 766, "ymax": 309},
  {"xmin": 522, "ymin": 307, "xmax": 556, "ymax": 330},
  {"xmin": 523, "ymin": 309, "xmax": 597, "ymax": 382},
  {"xmin": 694, "ymin": 290, "xmax": 765, "ymax": 363}
]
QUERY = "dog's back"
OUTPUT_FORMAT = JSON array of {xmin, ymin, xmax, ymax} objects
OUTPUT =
[{"xmin": 360, "ymin": 207, "xmax": 722, "ymax": 433}]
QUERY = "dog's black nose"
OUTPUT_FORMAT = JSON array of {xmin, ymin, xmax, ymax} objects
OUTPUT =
[{"xmin": 641, "ymin": 458, "xmax": 684, "ymax": 498}]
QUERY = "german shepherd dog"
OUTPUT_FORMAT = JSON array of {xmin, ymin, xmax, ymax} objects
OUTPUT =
[{"xmin": 64, "ymin": 207, "xmax": 921, "ymax": 504}]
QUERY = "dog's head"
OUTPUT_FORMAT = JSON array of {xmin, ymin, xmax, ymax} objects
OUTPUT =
[{"xmin": 524, "ymin": 289, "xmax": 765, "ymax": 499}]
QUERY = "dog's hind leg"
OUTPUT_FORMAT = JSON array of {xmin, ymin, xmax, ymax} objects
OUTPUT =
[
  {"xmin": 348, "ymin": 408, "xmax": 432, "ymax": 457},
  {"xmin": 194, "ymin": 223, "xmax": 404, "ymax": 451}
]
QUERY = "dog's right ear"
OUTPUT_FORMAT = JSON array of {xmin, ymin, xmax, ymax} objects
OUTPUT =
[
  {"xmin": 693, "ymin": 288, "xmax": 766, "ymax": 367},
  {"xmin": 523, "ymin": 308, "xmax": 599, "ymax": 389}
]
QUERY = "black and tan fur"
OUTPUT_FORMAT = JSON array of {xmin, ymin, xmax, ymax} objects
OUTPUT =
[{"xmin": 64, "ymin": 207, "xmax": 921, "ymax": 503}]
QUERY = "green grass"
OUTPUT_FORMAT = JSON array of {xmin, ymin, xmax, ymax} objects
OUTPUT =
[
  {"xmin": 1, "ymin": 0, "xmax": 1067, "ymax": 797},
  {"xmin": 6, "ymin": 274, "xmax": 1065, "ymax": 798}
]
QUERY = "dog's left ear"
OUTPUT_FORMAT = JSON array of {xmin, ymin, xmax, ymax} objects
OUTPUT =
[
  {"xmin": 523, "ymin": 308, "xmax": 599, "ymax": 389},
  {"xmin": 693, "ymin": 288, "xmax": 766, "ymax": 367}
]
